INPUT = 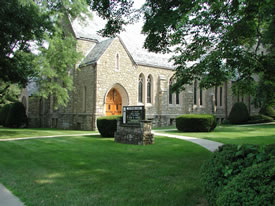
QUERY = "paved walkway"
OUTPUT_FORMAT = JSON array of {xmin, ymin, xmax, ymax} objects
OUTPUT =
[
  {"xmin": 0, "ymin": 130, "xmax": 223, "ymax": 205},
  {"xmin": 153, "ymin": 131, "xmax": 223, "ymax": 152},
  {"xmin": 0, "ymin": 133, "xmax": 99, "ymax": 142},
  {"xmin": 0, "ymin": 184, "xmax": 24, "ymax": 206}
]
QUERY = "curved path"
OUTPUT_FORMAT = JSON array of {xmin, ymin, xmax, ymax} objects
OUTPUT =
[{"xmin": 152, "ymin": 131, "xmax": 223, "ymax": 152}]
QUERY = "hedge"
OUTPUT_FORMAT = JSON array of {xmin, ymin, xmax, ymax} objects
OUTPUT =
[
  {"xmin": 5, "ymin": 102, "xmax": 28, "ymax": 128},
  {"xmin": 200, "ymin": 144, "xmax": 275, "ymax": 206},
  {"xmin": 259, "ymin": 105, "xmax": 275, "ymax": 119},
  {"xmin": 228, "ymin": 102, "xmax": 249, "ymax": 124},
  {"xmin": 217, "ymin": 159, "xmax": 275, "ymax": 206},
  {"xmin": 97, "ymin": 115, "xmax": 121, "ymax": 137},
  {"xmin": 176, "ymin": 114, "xmax": 216, "ymax": 132},
  {"xmin": 0, "ymin": 104, "xmax": 12, "ymax": 126},
  {"xmin": 247, "ymin": 114, "xmax": 273, "ymax": 124}
]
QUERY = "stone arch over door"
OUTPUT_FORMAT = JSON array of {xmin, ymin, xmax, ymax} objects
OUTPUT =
[{"xmin": 104, "ymin": 83, "xmax": 129, "ymax": 116}]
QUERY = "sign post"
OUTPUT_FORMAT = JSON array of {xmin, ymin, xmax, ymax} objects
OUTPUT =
[
  {"xmin": 122, "ymin": 106, "xmax": 145, "ymax": 125},
  {"xmin": 115, "ymin": 106, "xmax": 154, "ymax": 145}
]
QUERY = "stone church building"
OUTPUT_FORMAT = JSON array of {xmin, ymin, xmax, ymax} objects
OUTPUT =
[{"xmin": 26, "ymin": 17, "xmax": 256, "ymax": 130}]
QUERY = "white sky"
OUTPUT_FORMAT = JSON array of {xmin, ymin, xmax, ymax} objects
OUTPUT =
[{"xmin": 72, "ymin": 0, "xmax": 174, "ymax": 67}]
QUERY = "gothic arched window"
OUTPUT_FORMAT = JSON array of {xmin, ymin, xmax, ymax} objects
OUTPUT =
[
  {"xmin": 200, "ymin": 87, "xmax": 203, "ymax": 106},
  {"xmin": 83, "ymin": 86, "xmax": 87, "ymax": 112},
  {"xmin": 169, "ymin": 78, "xmax": 173, "ymax": 104},
  {"xmin": 138, "ymin": 74, "xmax": 144, "ymax": 103},
  {"xmin": 147, "ymin": 75, "xmax": 152, "ymax": 103},
  {"xmin": 194, "ymin": 80, "xmax": 197, "ymax": 105}
]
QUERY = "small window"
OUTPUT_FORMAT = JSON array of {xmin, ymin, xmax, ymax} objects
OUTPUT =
[
  {"xmin": 194, "ymin": 80, "xmax": 197, "ymax": 105},
  {"xmin": 169, "ymin": 78, "xmax": 173, "ymax": 104},
  {"xmin": 215, "ymin": 86, "xmax": 218, "ymax": 106},
  {"xmin": 138, "ymin": 74, "xmax": 144, "ymax": 103},
  {"xmin": 220, "ymin": 87, "xmax": 223, "ymax": 106},
  {"xmin": 199, "ymin": 87, "xmax": 203, "ymax": 106},
  {"xmin": 147, "ymin": 76, "xmax": 152, "ymax": 103},
  {"xmin": 83, "ymin": 86, "xmax": 87, "ymax": 112},
  {"xmin": 115, "ymin": 53, "xmax": 120, "ymax": 70}
]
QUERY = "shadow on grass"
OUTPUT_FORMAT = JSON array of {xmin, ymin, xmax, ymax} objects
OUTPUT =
[
  {"xmin": 204, "ymin": 134, "xmax": 275, "ymax": 145},
  {"xmin": 0, "ymin": 136, "xmax": 211, "ymax": 206}
]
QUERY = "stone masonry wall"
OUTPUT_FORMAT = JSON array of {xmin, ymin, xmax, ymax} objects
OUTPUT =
[{"xmin": 115, "ymin": 120, "xmax": 154, "ymax": 145}]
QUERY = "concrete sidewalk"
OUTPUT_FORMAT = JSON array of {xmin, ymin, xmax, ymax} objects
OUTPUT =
[
  {"xmin": 0, "ymin": 133, "xmax": 99, "ymax": 142},
  {"xmin": 153, "ymin": 131, "xmax": 223, "ymax": 152},
  {"xmin": 0, "ymin": 184, "xmax": 24, "ymax": 206}
]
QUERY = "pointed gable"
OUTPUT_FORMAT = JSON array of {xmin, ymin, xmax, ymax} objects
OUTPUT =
[
  {"xmin": 80, "ymin": 38, "xmax": 114, "ymax": 66},
  {"xmin": 80, "ymin": 36, "xmax": 137, "ymax": 67}
]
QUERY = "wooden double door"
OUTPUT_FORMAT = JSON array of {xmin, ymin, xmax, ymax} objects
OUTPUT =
[{"xmin": 106, "ymin": 88, "xmax": 122, "ymax": 116}]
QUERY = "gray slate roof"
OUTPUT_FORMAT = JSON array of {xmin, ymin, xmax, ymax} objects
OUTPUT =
[
  {"xmin": 81, "ymin": 38, "xmax": 113, "ymax": 66},
  {"xmin": 72, "ymin": 14, "xmax": 175, "ymax": 70}
]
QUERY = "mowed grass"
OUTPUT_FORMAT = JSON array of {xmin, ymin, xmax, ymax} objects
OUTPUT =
[
  {"xmin": 155, "ymin": 124, "xmax": 275, "ymax": 145},
  {"xmin": 0, "ymin": 135, "xmax": 211, "ymax": 206},
  {"xmin": 0, "ymin": 127, "xmax": 96, "ymax": 139}
]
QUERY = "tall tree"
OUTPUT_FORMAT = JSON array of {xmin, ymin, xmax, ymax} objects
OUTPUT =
[
  {"xmin": 1, "ymin": 0, "xmax": 90, "ymax": 108},
  {"xmin": 89, "ymin": 0, "xmax": 275, "ymax": 106},
  {"xmin": 32, "ymin": 0, "xmax": 90, "ymax": 108},
  {"xmin": 0, "ymin": 0, "xmax": 51, "ymax": 87}
]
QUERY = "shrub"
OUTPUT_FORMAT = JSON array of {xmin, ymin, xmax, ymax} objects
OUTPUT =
[
  {"xmin": 210, "ymin": 116, "xmax": 217, "ymax": 131},
  {"xmin": 0, "ymin": 104, "xmax": 12, "ymax": 126},
  {"xmin": 217, "ymin": 159, "xmax": 275, "ymax": 206},
  {"xmin": 200, "ymin": 144, "xmax": 274, "ymax": 206},
  {"xmin": 97, "ymin": 115, "xmax": 121, "ymax": 137},
  {"xmin": 259, "ymin": 105, "xmax": 275, "ymax": 119},
  {"xmin": 5, "ymin": 102, "xmax": 28, "ymax": 128},
  {"xmin": 247, "ymin": 114, "xmax": 273, "ymax": 124},
  {"xmin": 228, "ymin": 102, "xmax": 249, "ymax": 124},
  {"xmin": 176, "ymin": 114, "xmax": 216, "ymax": 132}
]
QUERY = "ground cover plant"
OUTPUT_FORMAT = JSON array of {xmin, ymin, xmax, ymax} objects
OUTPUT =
[
  {"xmin": 0, "ymin": 134, "xmax": 211, "ymax": 206},
  {"xmin": 154, "ymin": 124, "xmax": 275, "ymax": 145},
  {"xmin": 0, "ymin": 127, "xmax": 96, "ymax": 139},
  {"xmin": 200, "ymin": 144, "xmax": 275, "ymax": 206},
  {"xmin": 216, "ymin": 159, "xmax": 275, "ymax": 206}
]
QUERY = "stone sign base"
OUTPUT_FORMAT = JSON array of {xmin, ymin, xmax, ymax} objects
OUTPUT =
[{"xmin": 114, "ymin": 120, "xmax": 154, "ymax": 145}]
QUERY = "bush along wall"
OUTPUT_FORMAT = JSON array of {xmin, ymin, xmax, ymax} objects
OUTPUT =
[
  {"xmin": 176, "ymin": 114, "xmax": 216, "ymax": 132},
  {"xmin": 259, "ymin": 105, "xmax": 275, "ymax": 119},
  {"xmin": 200, "ymin": 144, "xmax": 275, "ymax": 206},
  {"xmin": 97, "ymin": 115, "xmax": 122, "ymax": 137},
  {"xmin": 5, "ymin": 102, "xmax": 28, "ymax": 128},
  {"xmin": 0, "ymin": 103, "xmax": 12, "ymax": 126},
  {"xmin": 228, "ymin": 102, "xmax": 249, "ymax": 124},
  {"xmin": 247, "ymin": 114, "xmax": 273, "ymax": 124}
]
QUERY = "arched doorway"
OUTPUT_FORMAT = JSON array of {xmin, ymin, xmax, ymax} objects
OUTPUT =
[{"xmin": 105, "ymin": 88, "xmax": 122, "ymax": 116}]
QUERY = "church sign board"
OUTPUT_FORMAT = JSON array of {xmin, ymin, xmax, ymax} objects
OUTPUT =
[{"xmin": 122, "ymin": 106, "xmax": 145, "ymax": 124}]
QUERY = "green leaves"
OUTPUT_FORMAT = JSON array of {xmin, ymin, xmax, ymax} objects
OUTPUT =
[
  {"xmin": 34, "ymin": 30, "xmax": 82, "ymax": 109},
  {"xmin": 0, "ymin": 0, "xmax": 51, "ymax": 86}
]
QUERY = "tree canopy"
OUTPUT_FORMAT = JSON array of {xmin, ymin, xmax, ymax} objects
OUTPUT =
[
  {"xmin": 89, "ymin": 0, "xmax": 275, "ymax": 106},
  {"xmin": 1, "ymin": 0, "xmax": 90, "ymax": 108},
  {"xmin": 0, "ymin": 0, "xmax": 51, "ymax": 86}
]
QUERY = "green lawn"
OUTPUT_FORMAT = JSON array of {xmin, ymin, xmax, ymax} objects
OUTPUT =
[
  {"xmin": 0, "ymin": 135, "xmax": 211, "ymax": 206},
  {"xmin": 154, "ymin": 124, "xmax": 275, "ymax": 145},
  {"xmin": 0, "ymin": 127, "xmax": 96, "ymax": 139}
]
